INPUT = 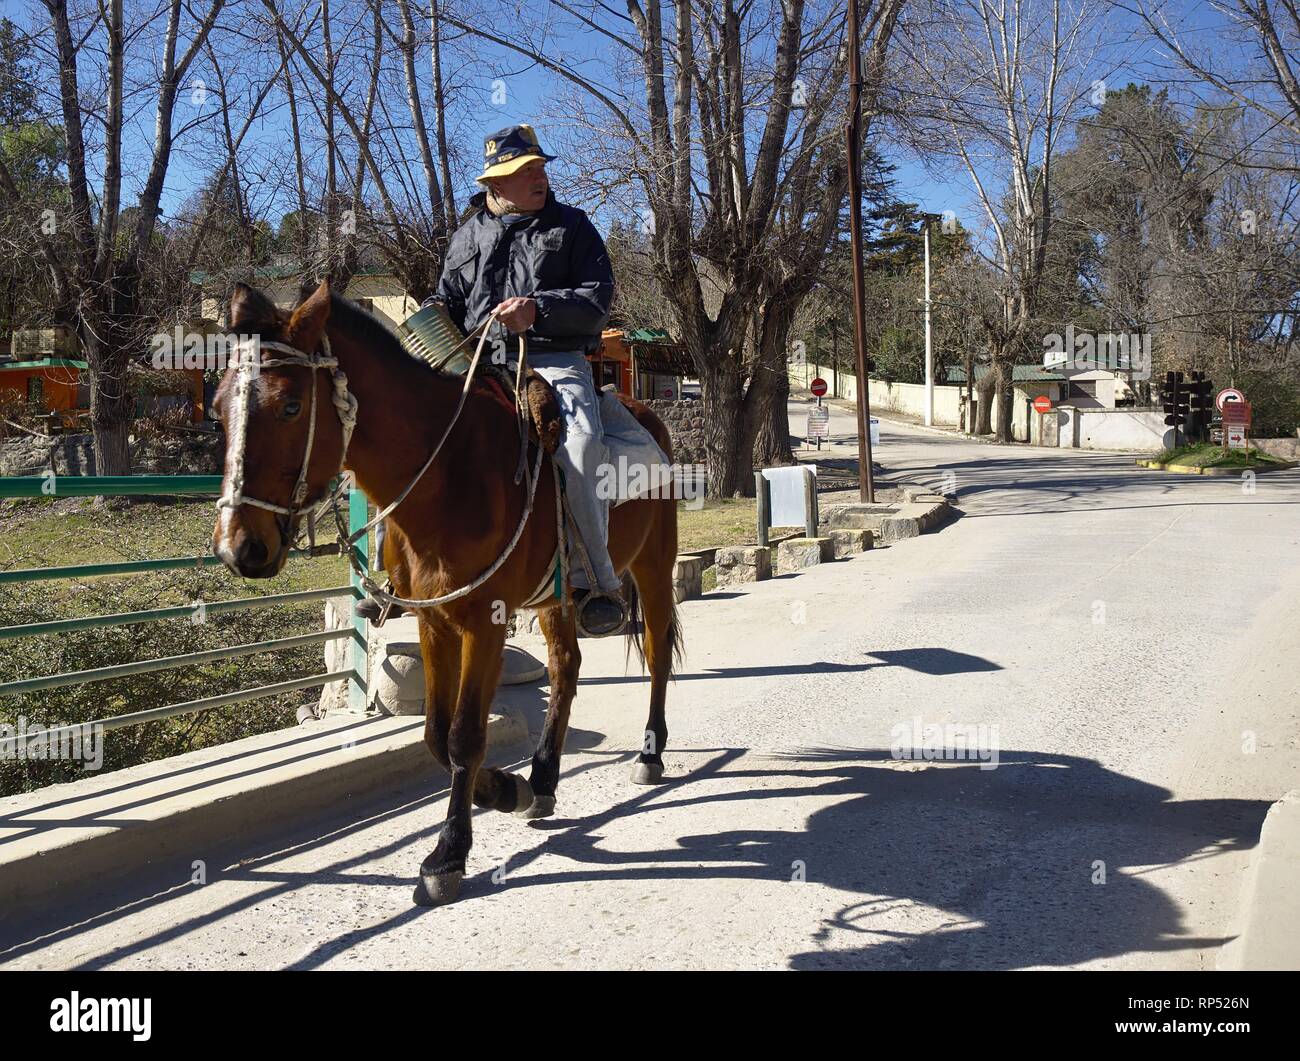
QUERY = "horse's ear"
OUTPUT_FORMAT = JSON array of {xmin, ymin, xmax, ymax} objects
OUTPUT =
[
  {"xmin": 229, "ymin": 283, "xmax": 278, "ymax": 331},
  {"xmin": 288, "ymin": 279, "xmax": 332, "ymax": 352}
]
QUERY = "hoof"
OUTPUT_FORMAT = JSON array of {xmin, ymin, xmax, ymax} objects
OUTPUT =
[
  {"xmin": 510, "ymin": 773, "xmax": 535, "ymax": 815},
  {"xmin": 516, "ymin": 794, "xmax": 556, "ymax": 819},
  {"xmin": 414, "ymin": 868, "xmax": 463, "ymax": 907},
  {"xmin": 630, "ymin": 761, "xmax": 665, "ymax": 785}
]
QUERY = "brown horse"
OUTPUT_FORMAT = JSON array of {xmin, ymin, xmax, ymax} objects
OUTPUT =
[{"xmin": 211, "ymin": 280, "xmax": 680, "ymax": 906}]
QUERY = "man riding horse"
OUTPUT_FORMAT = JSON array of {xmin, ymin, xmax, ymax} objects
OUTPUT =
[{"xmin": 426, "ymin": 123, "xmax": 627, "ymax": 637}]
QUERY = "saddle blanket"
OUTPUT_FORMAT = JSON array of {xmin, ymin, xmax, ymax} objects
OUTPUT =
[{"xmin": 522, "ymin": 388, "xmax": 673, "ymax": 608}]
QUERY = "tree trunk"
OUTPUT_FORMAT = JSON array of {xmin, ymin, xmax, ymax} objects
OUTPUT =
[
  {"xmin": 752, "ymin": 367, "xmax": 793, "ymax": 468},
  {"xmin": 750, "ymin": 300, "xmax": 796, "ymax": 469},
  {"xmin": 82, "ymin": 317, "xmax": 133, "ymax": 475},
  {"xmin": 994, "ymin": 357, "xmax": 1014, "ymax": 443},
  {"xmin": 699, "ymin": 358, "xmax": 746, "ymax": 498},
  {"xmin": 975, "ymin": 370, "xmax": 995, "ymax": 434}
]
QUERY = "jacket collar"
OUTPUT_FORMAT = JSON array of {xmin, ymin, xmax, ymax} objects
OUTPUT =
[{"xmin": 469, "ymin": 189, "xmax": 560, "ymax": 227}]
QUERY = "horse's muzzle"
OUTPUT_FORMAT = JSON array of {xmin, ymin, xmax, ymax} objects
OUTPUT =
[{"xmin": 213, "ymin": 531, "xmax": 283, "ymax": 579}]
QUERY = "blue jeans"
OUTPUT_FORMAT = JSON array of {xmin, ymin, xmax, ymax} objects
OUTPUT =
[{"xmin": 524, "ymin": 352, "xmax": 621, "ymax": 594}]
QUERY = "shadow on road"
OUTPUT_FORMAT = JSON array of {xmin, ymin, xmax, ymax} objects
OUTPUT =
[
  {"xmin": 488, "ymin": 747, "xmax": 1265, "ymax": 970},
  {"xmin": 2, "ymin": 740, "xmax": 1265, "ymax": 971},
  {"xmin": 578, "ymin": 647, "xmax": 1003, "ymax": 686}
]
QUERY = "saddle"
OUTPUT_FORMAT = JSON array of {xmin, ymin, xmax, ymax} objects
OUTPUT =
[
  {"xmin": 396, "ymin": 306, "xmax": 672, "ymax": 608},
  {"xmin": 477, "ymin": 364, "xmax": 563, "ymax": 457}
]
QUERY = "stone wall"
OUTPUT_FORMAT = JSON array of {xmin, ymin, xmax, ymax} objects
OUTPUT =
[
  {"xmin": 643, "ymin": 399, "xmax": 705, "ymax": 465},
  {"xmin": 0, "ymin": 429, "xmax": 224, "ymax": 477}
]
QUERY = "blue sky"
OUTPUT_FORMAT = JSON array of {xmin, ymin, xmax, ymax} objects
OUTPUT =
[{"xmin": 9, "ymin": 0, "xmax": 1264, "ymax": 244}]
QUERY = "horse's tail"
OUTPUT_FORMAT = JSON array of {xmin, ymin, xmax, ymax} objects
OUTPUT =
[{"xmin": 623, "ymin": 573, "xmax": 682, "ymax": 677}]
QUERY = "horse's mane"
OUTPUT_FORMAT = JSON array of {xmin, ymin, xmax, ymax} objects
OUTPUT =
[{"xmin": 326, "ymin": 293, "xmax": 428, "ymax": 373}]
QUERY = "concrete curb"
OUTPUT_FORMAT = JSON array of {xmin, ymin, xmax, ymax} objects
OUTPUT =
[
  {"xmin": 879, "ymin": 500, "xmax": 953, "ymax": 542},
  {"xmin": 1136, "ymin": 458, "xmax": 1297, "ymax": 476},
  {"xmin": 0, "ymin": 708, "xmax": 528, "ymax": 922},
  {"xmin": 1218, "ymin": 790, "xmax": 1300, "ymax": 970}
]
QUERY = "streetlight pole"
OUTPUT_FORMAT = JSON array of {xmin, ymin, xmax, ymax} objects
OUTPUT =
[
  {"xmin": 846, "ymin": 0, "xmax": 876, "ymax": 502},
  {"xmin": 923, "ymin": 221, "xmax": 934, "ymax": 427}
]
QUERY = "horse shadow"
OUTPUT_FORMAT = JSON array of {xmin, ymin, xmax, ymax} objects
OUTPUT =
[
  {"xmin": 490, "ymin": 746, "xmax": 1266, "ymax": 970},
  {"xmin": 0, "ymin": 743, "xmax": 1266, "ymax": 971}
]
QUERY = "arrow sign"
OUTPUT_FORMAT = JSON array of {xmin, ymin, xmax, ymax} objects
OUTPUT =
[{"xmin": 1216, "ymin": 387, "xmax": 1245, "ymax": 411}]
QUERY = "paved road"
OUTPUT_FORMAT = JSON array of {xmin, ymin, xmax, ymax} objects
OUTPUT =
[{"xmin": 6, "ymin": 420, "xmax": 1299, "ymax": 969}]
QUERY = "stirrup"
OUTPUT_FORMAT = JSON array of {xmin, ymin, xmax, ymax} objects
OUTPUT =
[
  {"xmin": 574, "ymin": 589, "xmax": 628, "ymax": 638},
  {"xmin": 356, "ymin": 583, "xmax": 405, "ymax": 627}
]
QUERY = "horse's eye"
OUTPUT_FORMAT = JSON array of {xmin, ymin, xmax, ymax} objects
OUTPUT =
[{"xmin": 281, "ymin": 401, "xmax": 302, "ymax": 419}]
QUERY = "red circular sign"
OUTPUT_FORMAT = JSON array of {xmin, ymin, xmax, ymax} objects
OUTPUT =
[
  {"xmin": 810, "ymin": 377, "xmax": 828, "ymax": 397},
  {"xmin": 1033, "ymin": 395, "xmax": 1053, "ymax": 413},
  {"xmin": 1216, "ymin": 387, "xmax": 1245, "ymax": 412}
]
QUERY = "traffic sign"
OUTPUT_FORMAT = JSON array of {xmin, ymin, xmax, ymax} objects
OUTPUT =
[
  {"xmin": 1222, "ymin": 400, "xmax": 1251, "ymax": 427},
  {"xmin": 1227, "ymin": 428, "xmax": 1248, "ymax": 450},
  {"xmin": 1032, "ymin": 395, "xmax": 1053, "ymax": 414},
  {"xmin": 1216, "ymin": 387, "xmax": 1245, "ymax": 411},
  {"xmin": 810, "ymin": 377, "xmax": 828, "ymax": 397}
]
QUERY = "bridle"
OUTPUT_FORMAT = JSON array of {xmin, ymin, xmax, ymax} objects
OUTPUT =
[{"xmin": 217, "ymin": 313, "xmax": 548, "ymax": 611}]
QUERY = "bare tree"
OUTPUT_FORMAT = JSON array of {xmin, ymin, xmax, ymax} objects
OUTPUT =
[
  {"xmin": 261, "ymin": 0, "xmax": 460, "ymax": 300},
  {"xmin": 0, "ymin": 0, "xmax": 228, "ymax": 473},
  {"xmin": 1127, "ymin": 0, "xmax": 1300, "ymax": 142},
  {"xmin": 439, "ymin": 0, "xmax": 903, "ymax": 496},
  {"xmin": 898, "ymin": 0, "xmax": 1100, "ymax": 441}
]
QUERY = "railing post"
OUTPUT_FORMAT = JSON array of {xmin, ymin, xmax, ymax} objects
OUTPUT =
[{"xmin": 347, "ymin": 484, "xmax": 370, "ymax": 712}]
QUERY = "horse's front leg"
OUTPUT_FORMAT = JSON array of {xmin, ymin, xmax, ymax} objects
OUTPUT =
[
  {"xmin": 518, "ymin": 603, "xmax": 580, "ymax": 819},
  {"xmin": 414, "ymin": 620, "xmax": 526, "ymax": 906}
]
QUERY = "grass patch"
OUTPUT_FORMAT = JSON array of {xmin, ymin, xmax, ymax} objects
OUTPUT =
[
  {"xmin": 0, "ymin": 495, "xmax": 357, "ymax": 796},
  {"xmin": 1151, "ymin": 442, "xmax": 1286, "ymax": 469},
  {"xmin": 676, "ymin": 498, "xmax": 801, "ymax": 552}
]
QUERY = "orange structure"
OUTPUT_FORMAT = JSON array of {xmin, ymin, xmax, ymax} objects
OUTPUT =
[
  {"xmin": 590, "ymin": 327, "xmax": 693, "ymax": 400},
  {"xmin": 0, "ymin": 358, "xmax": 206, "ymax": 426},
  {"xmin": 590, "ymin": 329, "xmax": 633, "ymax": 395},
  {"xmin": 0, "ymin": 359, "xmax": 88, "ymax": 417}
]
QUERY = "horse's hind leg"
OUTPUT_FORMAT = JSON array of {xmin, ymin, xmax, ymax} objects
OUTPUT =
[
  {"xmin": 628, "ymin": 504, "xmax": 678, "ymax": 786},
  {"xmin": 519, "ymin": 604, "xmax": 581, "ymax": 820}
]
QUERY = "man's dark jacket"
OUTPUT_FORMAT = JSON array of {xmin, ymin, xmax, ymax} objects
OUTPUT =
[{"xmin": 429, "ymin": 190, "xmax": 613, "ymax": 355}]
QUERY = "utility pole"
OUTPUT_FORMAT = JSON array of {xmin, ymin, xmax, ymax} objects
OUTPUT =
[
  {"xmin": 846, "ymin": 0, "xmax": 876, "ymax": 502},
  {"xmin": 923, "ymin": 220, "xmax": 934, "ymax": 427}
]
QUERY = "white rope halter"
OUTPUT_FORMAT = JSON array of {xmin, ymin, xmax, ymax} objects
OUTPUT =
[
  {"xmin": 216, "ymin": 335, "xmax": 359, "ymax": 519},
  {"xmin": 218, "ymin": 313, "xmax": 545, "ymax": 612}
]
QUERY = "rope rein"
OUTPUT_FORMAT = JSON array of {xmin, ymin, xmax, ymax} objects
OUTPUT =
[{"xmin": 220, "ymin": 309, "xmax": 553, "ymax": 611}]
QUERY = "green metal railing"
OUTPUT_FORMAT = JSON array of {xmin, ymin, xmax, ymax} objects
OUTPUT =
[{"xmin": 0, "ymin": 474, "xmax": 370, "ymax": 752}]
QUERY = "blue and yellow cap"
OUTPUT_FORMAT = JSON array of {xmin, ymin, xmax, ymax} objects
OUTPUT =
[{"xmin": 477, "ymin": 124, "xmax": 557, "ymax": 183}]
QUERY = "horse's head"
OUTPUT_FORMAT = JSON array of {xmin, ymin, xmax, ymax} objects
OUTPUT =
[{"xmin": 211, "ymin": 279, "xmax": 351, "ymax": 578}]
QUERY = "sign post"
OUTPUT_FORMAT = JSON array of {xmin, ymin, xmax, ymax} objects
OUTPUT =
[
  {"xmin": 1032, "ymin": 395, "xmax": 1053, "ymax": 446},
  {"xmin": 809, "ymin": 377, "xmax": 829, "ymax": 450},
  {"xmin": 1221, "ymin": 396, "xmax": 1251, "ymax": 453}
]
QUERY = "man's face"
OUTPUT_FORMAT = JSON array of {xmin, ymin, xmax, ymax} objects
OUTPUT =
[{"xmin": 489, "ymin": 158, "xmax": 548, "ymax": 211}]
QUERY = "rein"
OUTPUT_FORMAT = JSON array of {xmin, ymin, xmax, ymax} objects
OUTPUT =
[{"xmin": 221, "ymin": 308, "xmax": 548, "ymax": 611}]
